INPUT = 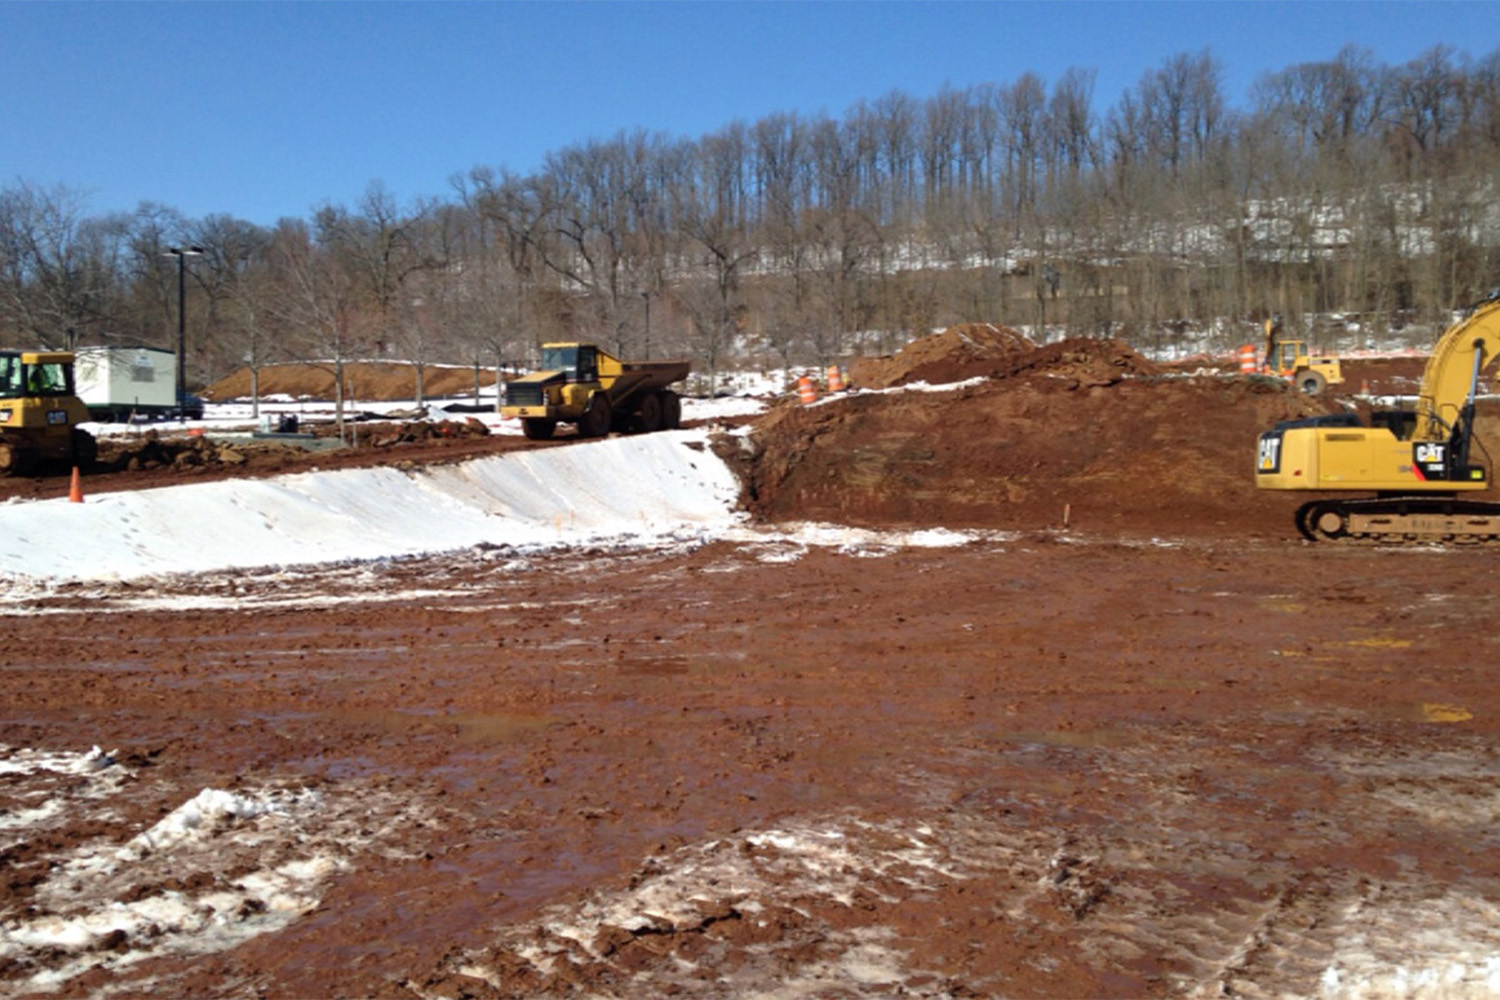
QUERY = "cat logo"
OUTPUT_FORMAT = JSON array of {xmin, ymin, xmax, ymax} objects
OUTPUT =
[{"xmin": 1415, "ymin": 442, "xmax": 1445, "ymax": 465}]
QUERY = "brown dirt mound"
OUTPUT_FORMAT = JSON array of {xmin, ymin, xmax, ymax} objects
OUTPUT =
[
  {"xmin": 850, "ymin": 325, "xmax": 1159, "ymax": 391},
  {"xmin": 89, "ymin": 419, "xmax": 493, "ymax": 479},
  {"xmin": 849, "ymin": 322, "xmax": 1035, "ymax": 389},
  {"xmin": 735, "ymin": 372, "xmax": 1341, "ymax": 538},
  {"xmin": 202, "ymin": 362, "xmax": 498, "ymax": 402}
]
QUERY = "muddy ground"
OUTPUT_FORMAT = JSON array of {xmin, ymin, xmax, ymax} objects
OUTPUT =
[{"xmin": 3, "ymin": 336, "xmax": 1499, "ymax": 998}]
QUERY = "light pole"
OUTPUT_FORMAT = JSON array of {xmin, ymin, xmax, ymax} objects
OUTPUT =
[
  {"xmin": 642, "ymin": 290, "xmax": 652, "ymax": 360},
  {"xmin": 163, "ymin": 246, "xmax": 203, "ymax": 418}
]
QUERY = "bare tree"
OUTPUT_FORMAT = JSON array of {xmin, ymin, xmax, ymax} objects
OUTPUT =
[
  {"xmin": 0, "ymin": 182, "xmax": 129, "ymax": 348},
  {"xmin": 265, "ymin": 219, "xmax": 368, "ymax": 439}
]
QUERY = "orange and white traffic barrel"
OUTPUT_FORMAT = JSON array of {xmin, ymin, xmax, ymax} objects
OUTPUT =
[
  {"xmin": 826, "ymin": 365, "xmax": 845, "ymax": 393},
  {"xmin": 1238, "ymin": 344, "xmax": 1258, "ymax": 374},
  {"xmin": 797, "ymin": 376, "xmax": 818, "ymax": 404}
]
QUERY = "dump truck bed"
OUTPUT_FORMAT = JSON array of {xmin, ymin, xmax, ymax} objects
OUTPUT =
[{"xmin": 604, "ymin": 360, "xmax": 690, "ymax": 402}]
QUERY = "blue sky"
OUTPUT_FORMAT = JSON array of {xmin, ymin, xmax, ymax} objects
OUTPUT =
[{"xmin": 2, "ymin": 1, "xmax": 1495, "ymax": 226}]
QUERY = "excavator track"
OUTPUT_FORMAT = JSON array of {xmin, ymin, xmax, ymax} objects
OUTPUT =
[{"xmin": 1294, "ymin": 496, "xmax": 1500, "ymax": 545}]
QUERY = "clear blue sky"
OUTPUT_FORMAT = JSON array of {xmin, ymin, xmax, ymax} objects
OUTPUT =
[{"xmin": 2, "ymin": 0, "xmax": 1495, "ymax": 226}]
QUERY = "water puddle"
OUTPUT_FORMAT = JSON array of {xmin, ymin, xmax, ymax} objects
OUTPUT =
[{"xmin": 327, "ymin": 708, "xmax": 556, "ymax": 742}]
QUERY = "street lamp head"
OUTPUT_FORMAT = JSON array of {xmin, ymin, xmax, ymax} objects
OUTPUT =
[{"xmin": 163, "ymin": 246, "xmax": 204, "ymax": 257}]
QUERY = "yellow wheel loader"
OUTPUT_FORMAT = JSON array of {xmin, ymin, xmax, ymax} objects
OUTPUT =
[
  {"xmin": 0, "ymin": 350, "xmax": 97, "ymax": 476},
  {"xmin": 501, "ymin": 343, "xmax": 690, "ymax": 441},
  {"xmin": 1265, "ymin": 338, "xmax": 1344, "ymax": 395},
  {"xmin": 1255, "ymin": 291, "xmax": 1500, "ymax": 543}
]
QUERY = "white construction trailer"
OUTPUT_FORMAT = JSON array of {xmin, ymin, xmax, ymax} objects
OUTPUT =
[{"xmin": 73, "ymin": 346, "xmax": 193, "ymax": 421}]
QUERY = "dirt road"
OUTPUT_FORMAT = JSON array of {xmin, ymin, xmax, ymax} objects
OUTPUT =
[{"xmin": 3, "ymin": 337, "xmax": 1498, "ymax": 997}]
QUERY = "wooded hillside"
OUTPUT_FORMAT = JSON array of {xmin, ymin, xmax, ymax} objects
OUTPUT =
[{"xmin": 3, "ymin": 44, "xmax": 1498, "ymax": 393}]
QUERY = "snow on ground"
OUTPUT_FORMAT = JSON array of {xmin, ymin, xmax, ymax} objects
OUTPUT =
[
  {"xmin": 1, "ymin": 391, "xmax": 1009, "ymax": 602},
  {"xmin": 0, "ymin": 430, "xmax": 744, "ymax": 586}
]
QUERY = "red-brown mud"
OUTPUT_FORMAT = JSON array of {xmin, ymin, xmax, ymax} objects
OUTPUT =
[{"xmin": 4, "ymin": 338, "xmax": 1500, "ymax": 998}]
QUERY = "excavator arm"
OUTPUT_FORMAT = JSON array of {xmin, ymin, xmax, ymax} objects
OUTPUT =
[{"xmin": 1413, "ymin": 292, "xmax": 1500, "ymax": 445}]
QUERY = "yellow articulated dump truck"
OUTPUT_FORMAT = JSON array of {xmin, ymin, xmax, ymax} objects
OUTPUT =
[
  {"xmin": 501, "ymin": 343, "xmax": 690, "ymax": 441},
  {"xmin": 1255, "ymin": 291, "xmax": 1500, "ymax": 543},
  {"xmin": 0, "ymin": 350, "xmax": 98, "ymax": 475}
]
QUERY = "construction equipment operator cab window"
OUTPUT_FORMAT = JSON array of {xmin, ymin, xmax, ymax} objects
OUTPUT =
[
  {"xmin": 541, "ymin": 345, "xmax": 598, "ymax": 383},
  {"xmin": 0, "ymin": 356, "xmax": 23, "ymax": 398},
  {"xmin": 25, "ymin": 362, "xmax": 69, "ymax": 397},
  {"xmin": 0, "ymin": 357, "xmax": 66, "ymax": 398}
]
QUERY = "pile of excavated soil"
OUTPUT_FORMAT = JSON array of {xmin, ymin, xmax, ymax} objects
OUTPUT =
[
  {"xmin": 203, "ymin": 362, "xmax": 497, "ymax": 402},
  {"xmin": 849, "ymin": 322, "xmax": 1036, "ymax": 389},
  {"xmin": 733, "ymin": 373, "xmax": 1340, "ymax": 538}
]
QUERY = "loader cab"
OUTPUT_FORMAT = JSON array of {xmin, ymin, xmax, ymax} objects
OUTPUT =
[
  {"xmin": 1270, "ymin": 341, "xmax": 1303, "ymax": 374},
  {"xmin": 540, "ymin": 344, "xmax": 598, "ymax": 384},
  {"xmin": 0, "ymin": 352, "xmax": 76, "ymax": 399}
]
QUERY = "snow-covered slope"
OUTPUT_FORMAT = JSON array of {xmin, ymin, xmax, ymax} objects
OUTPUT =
[{"xmin": 0, "ymin": 430, "xmax": 744, "ymax": 585}]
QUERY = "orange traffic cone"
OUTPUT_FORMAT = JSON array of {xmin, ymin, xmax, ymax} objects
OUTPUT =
[{"xmin": 68, "ymin": 466, "xmax": 83, "ymax": 503}]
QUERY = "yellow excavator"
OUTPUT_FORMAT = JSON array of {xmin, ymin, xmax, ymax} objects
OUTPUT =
[{"xmin": 1255, "ymin": 291, "xmax": 1500, "ymax": 542}]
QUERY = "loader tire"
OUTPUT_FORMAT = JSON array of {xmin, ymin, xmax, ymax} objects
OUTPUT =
[
  {"xmin": 660, "ymin": 390, "xmax": 681, "ymax": 430},
  {"xmin": 1297, "ymin": 371, "xmax": 1327, "ymax": 395},
  {"xmin": 71, "ymin": 428, "xmax": 98, "ymax": 470},
  {"xmin": 521, "ymin": 418, "xmax": 556, "ymax": 441},
  {"xmin": 636, "ymin": 391, "xmax": 664, "ymax": 433},
  {"xmin": 579, "ymin": 394, "xmax": 612, "ymax": 438},
  {"xmin": 0, "ymin": 440, "xmax": 38, "ymax": 477}
]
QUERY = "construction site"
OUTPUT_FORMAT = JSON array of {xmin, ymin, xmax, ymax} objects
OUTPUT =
[{"xmin": 1, "ymin": 325, "xmax": 1498, "ymax": 998}]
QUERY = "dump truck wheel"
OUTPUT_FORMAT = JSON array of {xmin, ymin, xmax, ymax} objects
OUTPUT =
[
  {"xmin": 660, "ymin": 390, "xmax": 681, "ymax": 430},
  {"xmin": 636, "ymin": 391, "xmax": 664, "ymax": 433},
  {"xmin": 71, "ymin": 429, "xmax": 98, "ymax": 470},
  {"xmin": 1298, "ymin": 371, "xmax": 1327, "ymax": 395},
  {"xmin": 579, "ymin": 395, "xmax": 612, "ymax": 438},
  {"xmin": 521, "ymin": 418, "xmax": 556, "ymax": 441}
]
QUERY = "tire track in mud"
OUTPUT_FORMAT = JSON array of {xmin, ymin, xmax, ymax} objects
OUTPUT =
[{"xmin": 412, "ymin": 722, "xmax": 1500, "ymax": 999}]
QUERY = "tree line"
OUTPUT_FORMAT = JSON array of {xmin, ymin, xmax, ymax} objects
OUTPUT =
[{"xmin": 3, "ymin": 43, "xmax": 1498, "ymax": 396}]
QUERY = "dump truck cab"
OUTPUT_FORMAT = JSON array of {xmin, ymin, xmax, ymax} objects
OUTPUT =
[
  {"xmin": 0, "ymin": 350, "xmax": 97, "ymax": 475},
  {"xmin": 502, "ymin": 342, "xmax": 689, "ymax": 440}
]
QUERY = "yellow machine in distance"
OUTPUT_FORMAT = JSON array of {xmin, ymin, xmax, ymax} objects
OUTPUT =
[
  {"xmin": 1255, "ymin": 292, "xmax": 1500, "ymax": 542},
  {"xmin": 1261, "ymin": 317, "xmax": 1343, "ymax": 394},
  {"xmin": 501, "ymin": 343, "xmax": 690, "ymax": 440},
  {"xmin": 1264, "ymin": 338, "xmax": 1344, "ymax": 395},
  {"xmin": 0, "ymin": 350, "xmax": 97, "ymax": 476}
]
